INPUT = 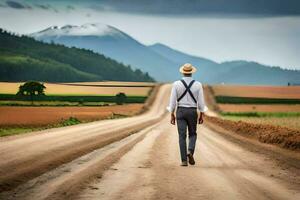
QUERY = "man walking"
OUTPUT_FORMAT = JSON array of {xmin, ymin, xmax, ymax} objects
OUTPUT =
[{"xmin": 167, "ymin": 63, "xmax": 208, "ymax": 166}]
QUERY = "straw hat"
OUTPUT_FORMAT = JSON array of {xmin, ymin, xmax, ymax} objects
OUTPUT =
[{"xmin": 179, "ymin": 63, "xmax": 197, "ymax": 74}]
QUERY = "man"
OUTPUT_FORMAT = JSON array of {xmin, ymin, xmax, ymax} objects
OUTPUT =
[{"xmin": 167, "ymin": 63, "xmax": 208, "ymax": 166}]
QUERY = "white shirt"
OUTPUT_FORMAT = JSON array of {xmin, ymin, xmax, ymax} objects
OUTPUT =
[{"xmin": 166, "ymin": 77, "xmax": 208, "ymax": 113}]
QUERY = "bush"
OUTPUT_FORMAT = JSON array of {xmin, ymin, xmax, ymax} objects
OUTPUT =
[
  {"xmin": 116, "ymin": 92, "xmax": 127, "ymax": 105},
  {"xmin": 60, "ymin": 117, "xmax": 81, "ymax": 126}
]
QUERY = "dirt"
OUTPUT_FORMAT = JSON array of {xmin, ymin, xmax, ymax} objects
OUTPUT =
[
  {"xmin": 225, "ymin": 116, "xmax": 300, "ymax": 131},
  {"xmin": 0, "ymin": 104, "xmax": 144, "ymax": 127},
  {"xmin": 0, "ymin": 84, "xmax": 299, "ymax": 200},
  {"xmin": 212, "ymin": 85, "xmax": 300, "ymax": 99},
  {"xmin": 205, "ymin": 116, "xmax": 300, "ymax": 150},
  {"xmin": 77, "ymin": 116, "xmax": 300, "ymax": 200},
  {"xmin": 218, "ymin": 104, "xmax": 300, "ymax": 112}
]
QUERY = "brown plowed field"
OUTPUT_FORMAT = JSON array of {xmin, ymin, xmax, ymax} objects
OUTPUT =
[
  {"xmin": 219, "ymin": 104, "xmax": 300, "ymax": 112},
  {"xmin": 205, "ymin": 116, "xmax": 300, "ymax": 150},
  {"xmin": 0, "ymin": 104, "xmax": 143, "ymax": 127},
  {"xmin": 212, "ymin": 85, "xmax": 300, "ymax": 99}
]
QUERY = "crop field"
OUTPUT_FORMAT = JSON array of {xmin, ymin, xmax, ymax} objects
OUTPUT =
[
  {"xmin": 0, "ymin": 82, "xmax": 154, "ymax": 96},
  {"xmin": 0, "ymin": 104, "xmax": 144, "ymax": 127},
  {"xmin": 218, "ymin": 104, "xmax": 300, "ymax": 112},
  {"xmin": 208, "ymin": 85, "xmax": 300, "ymax": 132},
  {"xmin": 212, "ymin": 85, "xmax": 300, "ymax": 99}
]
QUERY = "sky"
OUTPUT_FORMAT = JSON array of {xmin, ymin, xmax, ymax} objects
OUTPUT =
[{"xmin": 0, "ymin": 0, "xmax": 300, "ymax": 70}]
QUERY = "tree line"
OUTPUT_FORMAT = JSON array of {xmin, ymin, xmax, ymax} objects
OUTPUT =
[{"xmin": 0, "ymin": 28, "xmax": 155, "ymax": 82}]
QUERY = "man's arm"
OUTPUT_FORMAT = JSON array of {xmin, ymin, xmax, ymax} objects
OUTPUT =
[
  {"xmin": 197, "ymin": 83, "xmax": 208, "ymax": 124},
  {"xmin": 166, "ymin": 83, "xmax": 177, "ymax": 125}
]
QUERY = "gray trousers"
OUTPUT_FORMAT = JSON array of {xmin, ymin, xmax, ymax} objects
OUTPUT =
[{"xmin": 176, "ymin": 107, "xmax": 198, "ymax": 162}]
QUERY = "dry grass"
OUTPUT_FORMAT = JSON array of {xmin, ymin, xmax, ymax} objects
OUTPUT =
[
  {"xmin": 0, "ymin": 104, "xmax": 144, "ymax": 127},
  {"xmin": 212, "ymin": 85, "xmax": 300, "ymax": 99},
  {"xmin": 222, "ymin": 116, "xmax": 300, "ymax": 131},
  {"xmin": 218, "ymin": 104, "xmax": 300, "ymax": 112},
  {"xmin": 0, "ymin": 82, "xmax": 154, "ymax": 96},
  {"xmin": 65, "ymin": 81, "xmax": 156, "ymax": 86}
]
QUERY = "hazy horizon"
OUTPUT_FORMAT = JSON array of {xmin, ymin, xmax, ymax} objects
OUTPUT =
[{"xmin": 1, "ymin": 0, "xmax": 300, "ymax": 70}]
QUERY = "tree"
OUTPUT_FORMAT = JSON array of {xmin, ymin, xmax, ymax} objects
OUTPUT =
[
  {"xmin": 115, "ymin": 92, "xmax": 127, "ymax": 105},
  {"xmin": 17, "ymin": 81, "xmax": 46, "ymax": 104}
]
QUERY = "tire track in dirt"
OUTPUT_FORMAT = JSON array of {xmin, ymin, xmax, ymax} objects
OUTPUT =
[
  {"xmin": 78, "ymin": 115, "xmax": 300, "ymax": 200},
  {"xmin": 0, "ymin": 124, "xmax": 160, "ymax": 200}
]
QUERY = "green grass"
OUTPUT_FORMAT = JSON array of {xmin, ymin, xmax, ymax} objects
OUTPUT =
[
  {"xmin": 0, "ymin": 127, "xmax": 39, "ymax": 137},
  {"xmin": 0, "ymin": 117, "xmax": 82, "ymax": 137},
  {"xmin": 220, "ymin": 111, "xmax": 300, "ymax": 118},
  {"xmin": 60, "ymin": 117, "xmax": 81, "ymax": 126},
  {"xmin": 215, "ymin": 96, "xmax": 300, "ymax": 104}
]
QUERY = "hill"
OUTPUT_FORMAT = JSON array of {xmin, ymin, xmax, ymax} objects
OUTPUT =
[
  {"xmin": 149, "ymin": 43, "xmax": 300, "ymax": 85},
  {"xmin": 31, "ymin": 23, "xmax": 179, "ymax": 81},
  {"xmin": 0, "ymin": 28, "xmax": 154, "ymax": 82}
]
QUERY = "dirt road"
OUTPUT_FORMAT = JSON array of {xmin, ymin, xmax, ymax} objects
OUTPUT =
[{"xmin": 1, "ymin": 84, "xmax": 299, "ymax": 200}]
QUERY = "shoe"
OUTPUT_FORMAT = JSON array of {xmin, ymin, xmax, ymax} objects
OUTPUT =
[
  {"xmin": 180, "ymin": 161, "xmax": 188, "ymax": 166},
  {"xmin": 187, "ymin": 153, "xmax": 195, "ymax": 165}
]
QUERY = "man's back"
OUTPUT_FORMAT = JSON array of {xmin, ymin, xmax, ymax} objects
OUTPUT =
[{"xmin": 167, "ymin": 76, "xmax": 207, "ymax": 113}]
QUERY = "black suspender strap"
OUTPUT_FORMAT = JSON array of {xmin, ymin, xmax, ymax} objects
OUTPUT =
[{"xmin": 177, "ymin": 79, "xmax": 197, "ymax": 103}]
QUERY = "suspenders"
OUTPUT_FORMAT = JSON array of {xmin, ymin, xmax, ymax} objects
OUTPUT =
[{"xmin": 177, "ymin": 79, "xmax": 197, "ymax": 103}]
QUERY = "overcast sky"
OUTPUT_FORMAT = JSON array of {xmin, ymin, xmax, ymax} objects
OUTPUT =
[{"xmin": 0, "ymin": 0, "xmax": 300, "ymax": 70}]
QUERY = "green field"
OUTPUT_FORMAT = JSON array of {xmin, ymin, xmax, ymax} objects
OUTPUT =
[
  {"xmin": 215, "ymin": 96, "xmax": 300, "ymax": 104},
  {"xmin": 0, "ymin": 94, "xmax": 147, "ymax": 104}
]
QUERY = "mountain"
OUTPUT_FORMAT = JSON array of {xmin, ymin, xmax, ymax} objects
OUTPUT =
[
  {"xmin": 31, "ymin": 23, "xmax": 179, "ymax": 81},
  {"xmin": 0, "ymin": 28, "xmax": 154, "ymax": 82},
  {"xmin": 31, "ymin": 23, "xmax": 300, "ymax": 85},
  {"xmin": 149, "ymin": 43, "xmax": 300, "ymax": 85},
  {"xmin": 149, "ymin": 43, "xmax": 232, "ymax": 83}
]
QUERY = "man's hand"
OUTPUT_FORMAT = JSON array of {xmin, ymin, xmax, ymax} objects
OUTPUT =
[
  {"xmin": 170, "ymin": 113, "xmax": 176, "ymax": 125},
  {"xmin": 198, "ymin": 112, "xmax": 204, "ymax": 124}
]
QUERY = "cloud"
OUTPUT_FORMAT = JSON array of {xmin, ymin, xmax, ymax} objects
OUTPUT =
[
  {"xmin": 66, "ymin": 5, "xmax": 75, "ymax": 10},
  {"xmin": 34, "ymin": 3, "xmax": 58, "ymax": 12},
  {"xmin": 35, "ymin": 4, "xmax": 50, "ymax": 10},
  {"xmin": 89, "ymin": 0, "xmax": 300, "ymax": 16},
  {"xmin": 6, "ymin": 0, "xmax": 31, "ymax": 9}
]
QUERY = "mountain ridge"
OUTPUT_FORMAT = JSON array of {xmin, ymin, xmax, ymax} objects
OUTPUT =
[
  {"xmin": 0, "ymin": 28, "xmax": 154, "ymax": 82},
  {"xmin": 31, "ymin": 23, "xmax": 300, "ymax": 85}
]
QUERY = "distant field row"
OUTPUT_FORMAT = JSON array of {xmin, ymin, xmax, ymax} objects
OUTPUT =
[
  {"xmin": 218, "ymin": 104, "xmax": 300, "ymax": 112},
  {"xmin": 0, "ymin": 94, "xmax": 147, "ymax": 103},
  {"xmin": 0, "ymin": 82, "xmax": 154, "ymax": 96},
  {"xmin": 212, "ymin": 85, "xmax": 300, "ymax": 99},
  {"xmin": 215, "ymin": 96, "xmax": 300, "ymax": 104}
]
